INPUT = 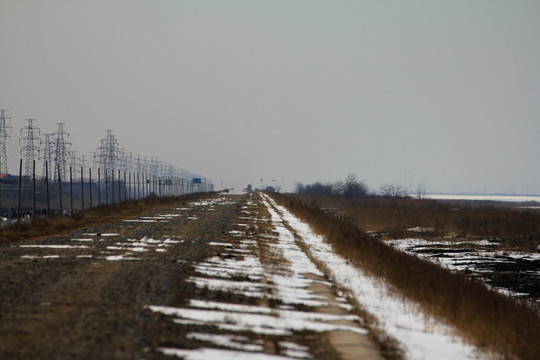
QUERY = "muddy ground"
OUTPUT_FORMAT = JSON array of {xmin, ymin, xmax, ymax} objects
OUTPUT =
[{"xmin": 0, "ymin": 193, "xmax": 382, "ymax": 359}]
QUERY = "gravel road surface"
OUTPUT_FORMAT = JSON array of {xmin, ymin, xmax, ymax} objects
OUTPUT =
[{"xmin": 0, "ymin": 193, "xmax": 383, "ymax": 359}]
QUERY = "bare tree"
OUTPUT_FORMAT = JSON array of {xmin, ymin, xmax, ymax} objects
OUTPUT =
[
  {"xmin": 331, "ymin": 180, "xmax": 344, "ymax": 197},
  {"xmin": 415, "ymin": 183, "xmax": 426, "ymax": 199},
  {"xmin": 343, "ymin": 173, "xmax": 368, "ymax": 198},
  {"xmin": 379, "ymin": 183, "xmax": 407, "ymax": 198},
  {"xmin": 294, "ymin": 174, "xmax": 368, "ymax": 198}
]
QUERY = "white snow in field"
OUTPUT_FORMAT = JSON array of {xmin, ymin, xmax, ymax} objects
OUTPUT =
[
  {"xmin": 100, "ymin": 233, "xmax": 120, "ymax": 237},
  {"xmin": 22, "ymin": 254, "xmax": 61, "ymax": 259},
  {"xmin": 186, "ymin": 332, "xmax": 264, "ymax": 352},
  {"xmin": 279, "ymin": 342, "xmax": 311, "ymax": 359},
  {"xmin": 19, "ymin": 244, "xmax": 89, "ymax": 249},
  {"xmin": 99, "ymin": 236, "xmax": 181, "ymax": 260},
  {"xmin": 123, "ymin": 219, "xmax": 156, "ymax": 223},
  {"xmin": 189, "ymin": 198, "xmax": 237, "ymax": 208},
  {"xmin": 70, "ymin": 238, "xmax": 94, "ymax": 242},
  {"xmin": 147, "ymin": 196, "xmax": 373, "ymax": 359},
  {"xmin": 240, "ymin": 239, "xmax": 257, "ymax": 245},
  {"xmin": 387, "ymin": 237, "xmax": 496, "ymax": 249},
  {"xmin": 189, "ymin": 300, "xmax": 273, "ymax": 314},
  {"xmin": 157, "ymin": 213, "xmax": 182, "ymax": 218},
  {"xmin": 407, "ymin": 226, "xmax": 436, "ymax": 233},
  {"xmin": 159, "ymin": 347, "xmax": 292, "ymax": 360},
  {"xmin": 386, "ymin": 237, "xmax": 540, "ymax": 300},
  {"xmin": 388, "ymin": 238, "xmax": 540, "ymax": 266},
  {"xmin": 187, "ymin": 277, "xmax": 266, "ymax": 298},
  {"xmin": 187, "ymin": 299, "xmax": 359, "ymax": 324},
  {"xmin": 194, "ymin": 255, "xmax": 264, "ymax": 280},
  {"xmin": 105, "ymin": 255, "xmax": 140, "ymax": 261},
  {"xmin": 191, "ymin": 230, "xmax": 335, "ymax": 307},
  {"xmin": 148, "ymin": 305, "xmax": 367, "ymax": 336},
  {"xmin": 427, "ymin": 194, "xmax": 540, "ymax": 203},
  {"xmin": 262, "ymin": 194, "xmax": 488, "ymax": 360}
]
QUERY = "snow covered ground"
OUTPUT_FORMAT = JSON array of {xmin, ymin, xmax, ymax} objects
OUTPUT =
[
  {"xmin": 139, "ymin": 193, "xmax": 496, "ymax": 359},
  {"xmin": 149, "ymin": 195, "xmax": 369, "ymax": 359},
  {"xmin": 386, "ymin": 237, "xmax": 540, "ymax": 301},
  {"xmin": 262, "ymin": 194, "xmax": 494, "ymax": 360},
  {"xmin": 427, "ymin": 194, "xmax": 540, "ymax": 203}
]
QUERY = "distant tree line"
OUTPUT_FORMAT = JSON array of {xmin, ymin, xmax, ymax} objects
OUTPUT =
[
  {"xmin": 296, "ymin": 173, "xmax": 418, "ymax": 199},
  {"xmin": 295, "ymin": 173, "xmax": 369, "ymax": 198}
]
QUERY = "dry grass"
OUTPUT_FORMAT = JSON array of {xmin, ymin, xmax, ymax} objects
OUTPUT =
[
  {"xmin": 305, "ymin": 194, "xmax": 540, "ymax": 251},
  {"xmin": 271, "ymin": 193, "xmax": 540, "ymax": 360},
  {"xmin": 0, "ymin": 193, "xmax": 214, "ymax": 244}
]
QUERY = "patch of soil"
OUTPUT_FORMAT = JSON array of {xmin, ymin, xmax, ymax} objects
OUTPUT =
[{"xmin": 0, "ymin": 194, "xmax": 242, "ymax": 359}]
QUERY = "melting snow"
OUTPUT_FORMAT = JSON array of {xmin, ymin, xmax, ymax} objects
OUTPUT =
[
  {"xmin": 158, "ymin": 347, "xmax": 292, "ymax": 360},
  {"xmin": 262, "ymin": 194, "xmax": 489, "ymax": 360},
  {"xmin": 186, "ymin": 332, "xmax": 264, "ymax": 352},
  {"xmin": 148, "ymin": 306, "xmax": 366, "ymax": 336},
  {"xmin": 20, "ymin": 244, "xmax": 89, "ymax": 249}
]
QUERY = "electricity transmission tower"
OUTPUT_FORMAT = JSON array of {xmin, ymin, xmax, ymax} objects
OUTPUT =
[
  {"xmin": 19, "ymin": 119, "xmax": 41, "ymax": 177},
  {"xmin": 70, "ymin": 151, "xmax": 79, "ymax": 171},
  {"xmin": 0, "ymin": 110, "xmax": 11, "ymax": 174},
  {"xmin": 53, "ymin": 123, "xmax": 71, "ymax": 181},
  {"xmin": 42, "ymin": 134, "xmax": 54, "ymax": 179},
  {"xmin": 98, "ymin": 130, "xmax": 119, "ymax": 179},
  {"xmin": 133, "ymin": 155, "xmax": 144, "ymax": 174}
]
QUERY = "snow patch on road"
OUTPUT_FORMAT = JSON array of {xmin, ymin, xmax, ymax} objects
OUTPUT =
[{"xmin": 158, "ymin": 347, "xmax": 293, "ymax": 360}]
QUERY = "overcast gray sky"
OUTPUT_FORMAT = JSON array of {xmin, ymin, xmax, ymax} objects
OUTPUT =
[{"xmin": 1, "ymin": 1, "xmax": 539, "ymax": 194}]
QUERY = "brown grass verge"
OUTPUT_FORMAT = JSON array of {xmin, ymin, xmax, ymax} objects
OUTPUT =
[
  {"xmin": 271, "ymin": 193, "xmax": 540, "ymax": 360},
  {"xmin": 0, "ymin": 193, "xmax": 216, "ymax": 244},
  {"xmin": 305, "ymin": 194, "xmax": 540, "ymax": 251}
]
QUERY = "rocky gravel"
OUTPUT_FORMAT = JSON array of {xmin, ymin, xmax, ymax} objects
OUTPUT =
[
  {"xmin": 0, "ymin": 194, "xmax": 239, "ymax": 359},
  {"xmin": 0, "ymin": 193, "xmax": 382, "ymax": 360}
]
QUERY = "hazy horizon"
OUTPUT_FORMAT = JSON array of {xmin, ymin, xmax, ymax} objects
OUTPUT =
[{"xmin": 2, "ymin": 1, "xmax": 539, "ymax": 195}]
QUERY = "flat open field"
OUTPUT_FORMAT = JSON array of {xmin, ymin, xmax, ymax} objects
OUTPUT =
[{"xmin": 2, "ymin": 192, "xmax": 538, "ymax": 359}]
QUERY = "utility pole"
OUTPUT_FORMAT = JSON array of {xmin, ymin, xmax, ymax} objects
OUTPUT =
[
  {"xmin": 0, "ymin": 110, "xmax": 12, "ymax": 174},
  {"xmin": 19, "ymin": 119, "xmax": 41, "ymax": 178}
]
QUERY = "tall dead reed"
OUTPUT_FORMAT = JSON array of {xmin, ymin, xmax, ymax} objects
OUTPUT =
[
  {"xmin": 305, "ymin": 194, "xmax": 540, "ymax": 250},
  {"xmin": 272, "ymin": 193, "xmax": 540, "ymax": 360}
]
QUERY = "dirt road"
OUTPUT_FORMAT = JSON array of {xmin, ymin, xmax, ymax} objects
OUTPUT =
[{"xmin": 0, "ymin": 193, "xmax": 383, "ymax": 359}]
